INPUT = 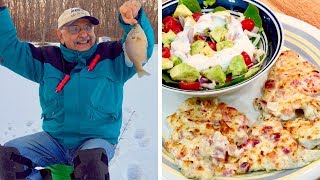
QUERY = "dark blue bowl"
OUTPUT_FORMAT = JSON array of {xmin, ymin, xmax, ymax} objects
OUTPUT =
[{"xmin": 162, "ymin": 0, "xmax": 284, "ymax": 96}]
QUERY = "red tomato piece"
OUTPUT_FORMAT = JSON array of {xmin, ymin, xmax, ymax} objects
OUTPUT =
[
  {"xmin": 162, "ymin": 16, "xmax": 183, "ymax": 34},
  {"xmin": 241, "ymin": 19, "xmax": 255, "ymax": 31},
  {"xmin": 162, "ymin": 47, "xmax": 171, "ymax": 58},
  {"xmin": 162, "ymin": 16, "xmax": 175, "ymax": 24},
  {"xmin": 226, "ymin": 74, "xmax": 232, "ymax": 82},
  {"xmin": 193, "ymin": 34, "xmax": 205, "ymax": 41},
  {"xmin": 208, "ymin": 42, "xmax": 217, "ymax": 51},
  {"xmin": 162, "ymin": 16, "xmax": 176, "ymax": 33},
  {"xmin": 170, "ymin": 24, "xmax": 183, "ymax": 34},
  {"xmin": 178, "ymin": 82, "xmax": 201, "ymax": 90},
  {"xmin": 192, "ymin": 13, "xmax": 203, "ymax": 22},
  {"xmin": 241, "ymin": 51, "xmax": 253, "ymax": 67}
]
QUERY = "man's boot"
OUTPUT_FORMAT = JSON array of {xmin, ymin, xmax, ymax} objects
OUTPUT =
[
  {"xmin": 71, "ymin": 148, "xmax": 109, "ymax": 180},
  {"xmin": 40, "ymin": 169, "xmax": 52, "ymax": 180},
  {"xmin": 0, "ymin": 145, "xmax": 33, "ymax": 180}
]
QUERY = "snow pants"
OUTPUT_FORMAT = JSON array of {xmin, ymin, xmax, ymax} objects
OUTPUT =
[{"xmin": 3, "ymin": 131, "xmax": 115, "ymax": 180}]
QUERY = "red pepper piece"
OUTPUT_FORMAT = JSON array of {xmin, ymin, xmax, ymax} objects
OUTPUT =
[
  {"xmin": 56, "ymin": 75, "xmax": 71, "ymax": 93},
  {"xmin": 88, "ymin": 54, "xmax": 101, "ymax": 71}
]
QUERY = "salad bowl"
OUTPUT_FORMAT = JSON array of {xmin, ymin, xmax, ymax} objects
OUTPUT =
[{"xmin": 162, "ymin": 0, "xmax": 284, "ymax": 96}]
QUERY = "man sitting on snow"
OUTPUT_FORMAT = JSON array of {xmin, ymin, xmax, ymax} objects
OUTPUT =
[{"xmin": 0, "ymin": 0, "xmax": 154, "ymax": 179}]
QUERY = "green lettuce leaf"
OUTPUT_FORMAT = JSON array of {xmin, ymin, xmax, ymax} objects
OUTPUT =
[
  {"xmin": 178, "ymin": 0, "xmax": 201, "ymax": 13},
  {"xmin": 244, "ymin": 3, "xmax": 263, "ymax": 29},
  {"xmin": 210, "ymin": 6, "xmax": 227, "ymax": 13},
  {"xmin": 162, "ymin": 73, "xmax": 178, "ymax": 84},
  {"xmin": 203, "ymin": 0, "xmax": 216, "ymax": 7}
]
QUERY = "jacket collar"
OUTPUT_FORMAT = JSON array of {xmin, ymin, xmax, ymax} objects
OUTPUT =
[{"xmin": 60, "ymin": 43, "xmax": 98, "ymax": 64}]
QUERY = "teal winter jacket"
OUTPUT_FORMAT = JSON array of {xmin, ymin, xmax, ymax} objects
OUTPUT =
[{"xmin": 0, "ymin": 6, "xmax": 155, "ymax": 148}]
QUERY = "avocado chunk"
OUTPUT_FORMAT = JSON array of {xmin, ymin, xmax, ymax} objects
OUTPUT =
[
  {"xmin": 190, "ymin": 40, "xmax": 215, "ymax": 56},
  {"xmin": 204, "ymin": 28, "xmax": 210, "ymax": 36},
  {"xmin": 191, "ymin": 40, "xmax": 206, "ymax": 55},
  {"xmin": 216, "ymin": 40, "xmax": 234, "ymax": 51},
  {"xmin": 245, "ymin": 67, "xmax": 260, "ymax": 78},
  {"xmin": 226, "ymin": 55, "xmax": 248, "ymax": 76},
  {"xmin": 184, "ymin": 16, "xmax": 196, "ymax": 27},
  {"xmin": 201, "ymin": 65, "xmax": 226, "ymax": 84},
  {"xmin": 162, "ymin": 30, "xmax": 177, "ymax": 47},
  {"xmin": 173, "ymin": 4, "xmax": 193, "ymax": 18},
  {"xmin": 209, "ymin": 26, "xmax": 228, "ymax": 43},
  {"xmin": 202, "ymin": 45, "xmax": 215, "ymax": 57},
  {"xmin": 169, "ymin": 63, "xmax": 200, "ymax": 82},
  {"xmin": 162, "ymin": 58, "xmax": 174, "ymax": 70},
  {"xmin": 169, "ymin": 55, "xmax": 182, "ymax": 66}
]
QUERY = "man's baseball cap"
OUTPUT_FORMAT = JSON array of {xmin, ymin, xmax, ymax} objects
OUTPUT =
[{"xmin": 58, "ymin": 7, "xmax": 99, "ymax": 29}]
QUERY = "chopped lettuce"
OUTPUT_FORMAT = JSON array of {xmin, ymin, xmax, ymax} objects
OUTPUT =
[{"xmin": 245, "ymin": 67, "xmax": 260, "ymax": 78}]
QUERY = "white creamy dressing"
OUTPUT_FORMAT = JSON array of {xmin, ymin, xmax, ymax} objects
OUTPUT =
[
  {"xmin": 170, "ymin": 30, "xmax": 190, "ymax": 55},
  {"xmin": 170, "ymin": 17, "xmax": 195, "ymax": 55},
  {"xmin": 170, "ymin": 12, "xmax": 255, "ymax": 72},
  {"xmin": 193, "ymin": 12, "xmax": 227, "ymax": 35}
]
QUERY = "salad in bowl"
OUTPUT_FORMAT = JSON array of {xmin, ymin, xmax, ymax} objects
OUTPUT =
[{"xmin": 162, "ymin": 0, "xmax": 277, "ymax": 93}]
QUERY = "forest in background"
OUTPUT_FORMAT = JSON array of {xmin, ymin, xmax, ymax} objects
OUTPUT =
[{"xmin": 4, "ymin": 0, "xmax": 158, "ymax": 43}]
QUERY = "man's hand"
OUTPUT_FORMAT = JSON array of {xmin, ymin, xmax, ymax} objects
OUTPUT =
[{"xmin": 119, "ymin": 0, "xmax": 141, "ymax": 25}]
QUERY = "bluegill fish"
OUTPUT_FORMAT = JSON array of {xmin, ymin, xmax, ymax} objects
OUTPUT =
[{"xmin": 124, "ymin": 24, "xmax": 150, "ymax": 78}]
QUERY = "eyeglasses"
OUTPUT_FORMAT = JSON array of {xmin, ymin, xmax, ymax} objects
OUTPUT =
[{"xmin": 62, "ymin": 24, "xmax": 94, "ymax": 34}]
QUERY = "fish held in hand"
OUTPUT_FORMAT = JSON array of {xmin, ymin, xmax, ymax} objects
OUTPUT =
[{"xmin": 124, "ymin": 24, "xmax": 150, "ymax": 78}]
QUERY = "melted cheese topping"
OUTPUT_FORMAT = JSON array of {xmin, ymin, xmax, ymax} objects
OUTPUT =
[
  {"xmin": 165, "ymin": 98, "xmax": 320, "ymax": 179},
  {"xmin": 254, "ymin": 50, "xmax": 320, "ymax": 121}
]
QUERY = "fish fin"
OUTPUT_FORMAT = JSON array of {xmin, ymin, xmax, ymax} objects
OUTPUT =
[
  {"xmin": 137, "ymin": 69, "xmax": 151, "ymax": 78},
  {"xmin": 123, "ymin": 43, "xmax": 134, "ymax": 67},
  {"xmin": 125, "ymin": 56, "xmax": 134, "ymax": 67},
  {"xmin": 141, "ymin": 59, "xmax": 148, "ymax": 65}
]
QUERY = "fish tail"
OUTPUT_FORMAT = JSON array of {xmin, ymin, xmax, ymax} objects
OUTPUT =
[{"xmin": 137, "ymin": 69, "xmax": 150, "ymax": 78}]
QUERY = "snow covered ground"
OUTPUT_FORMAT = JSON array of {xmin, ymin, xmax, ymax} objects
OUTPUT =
[{"xmin": 0, "ymin": 44, "xmax": 158, "ymax": 180}]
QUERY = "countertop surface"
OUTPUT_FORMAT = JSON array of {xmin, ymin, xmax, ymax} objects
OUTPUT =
[{"xmin": 260, "ymin": 0, "xmax": 319, "ymax": 29}]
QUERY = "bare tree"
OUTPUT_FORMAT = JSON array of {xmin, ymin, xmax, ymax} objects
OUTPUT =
[{"xmin": 6, "ymin": 0, "xmax": 158, "ymax": 43}]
